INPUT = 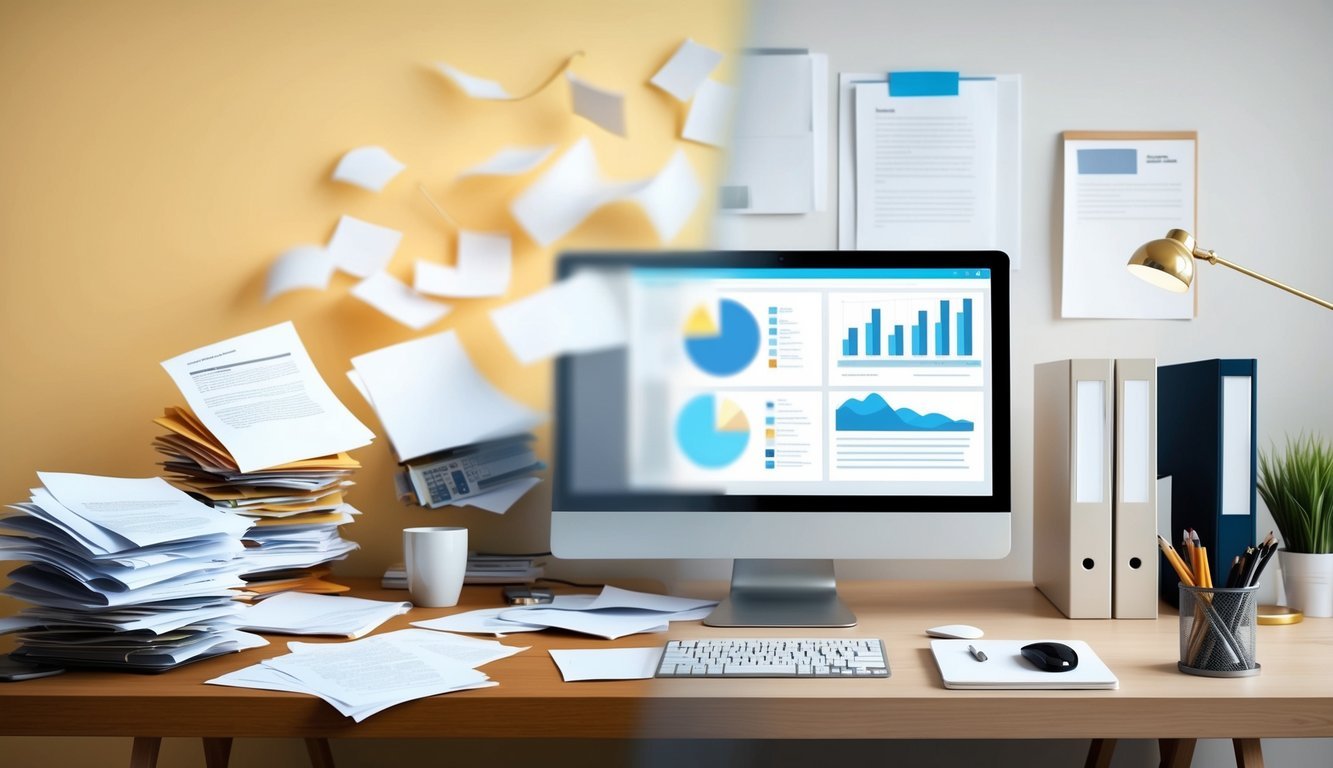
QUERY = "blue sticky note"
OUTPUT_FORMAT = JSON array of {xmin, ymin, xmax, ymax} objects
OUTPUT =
[{"xmin": 889, "ymin": 71, "xmax": 960, "ymax": 97}]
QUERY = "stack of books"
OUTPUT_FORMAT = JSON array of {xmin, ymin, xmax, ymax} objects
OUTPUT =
[
  {"xmin": 0, "ymin": 472, "xmax": 266, "ymax": 671},
  {"xmin": 381, "ymin": 552, "xmax": 546, "ymax": 589},
  {"xmin": 153, "ymin": 407, "xmax": 361, "ymax": 597}
]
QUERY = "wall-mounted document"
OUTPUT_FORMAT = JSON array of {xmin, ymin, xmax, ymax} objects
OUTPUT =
[
  {"xmin": 838, "ymin": 72, "xmax": 1021, "ymax": 266},
  {"xmin": 1061, "ymin": 131, "xmax": 1197, "ymax": 319}
]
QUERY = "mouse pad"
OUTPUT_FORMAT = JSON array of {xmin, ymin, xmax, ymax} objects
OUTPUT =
[{"xmin": 930, "ymin": 639, "xmax": 1118, "ymax": 690}]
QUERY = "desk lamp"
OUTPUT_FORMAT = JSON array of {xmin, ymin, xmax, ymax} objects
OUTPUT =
[{"xmin": 1127, "ymin": 228, "xmax": 1332, "ymax": 310}]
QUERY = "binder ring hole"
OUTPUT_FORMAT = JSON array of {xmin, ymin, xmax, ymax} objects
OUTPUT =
[
  {"xmin": 1129, "ymin": 557, "xmax": 1142, "ymax": 569},
  {"xmin": 1082, "ymin": 558, "xmax": 1095, "ymax": 570}
]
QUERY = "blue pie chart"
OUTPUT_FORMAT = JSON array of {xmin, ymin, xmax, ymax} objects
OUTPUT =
[
  {"xmin": 682, "ymin": 298, "xmax": 760, "ymax": 377},
  {"xmin": 675, "ymin": 394, "xmax": 750, "ymax": 469}
]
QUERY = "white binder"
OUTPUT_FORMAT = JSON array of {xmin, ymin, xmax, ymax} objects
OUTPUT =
[
  {"xmin": 1113, "ymin": 358, "xmax": 1158, "ymax": 618},
  {"xmin": 1033, "ymin": 359, "xmax": 1113, "ymax": 619}
]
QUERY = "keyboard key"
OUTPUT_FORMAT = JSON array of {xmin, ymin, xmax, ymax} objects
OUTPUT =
[{"xmin": 656, "ymin": 639, "xmax": 889, "ymax": 679}]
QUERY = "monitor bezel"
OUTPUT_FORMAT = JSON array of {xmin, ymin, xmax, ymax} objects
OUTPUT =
[{"xmin": 552, "ymin": 250, "xmax": 1011, "ymax": 515}]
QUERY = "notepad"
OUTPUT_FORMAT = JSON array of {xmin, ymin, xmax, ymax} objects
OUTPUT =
[{"xmin": 930, "ymin": 640, "xmax": 1118, "ymax": 690}]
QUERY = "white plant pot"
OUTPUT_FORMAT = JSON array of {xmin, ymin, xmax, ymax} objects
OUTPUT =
[{"xmin": 1279, "ymin": 550, "xmax": 1333, "ymax": 618}]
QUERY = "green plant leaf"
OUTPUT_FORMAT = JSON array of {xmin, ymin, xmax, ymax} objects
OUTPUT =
[{"xmin": 1257, "ymin": 434, "xmax": 1333, "ymax": 554}]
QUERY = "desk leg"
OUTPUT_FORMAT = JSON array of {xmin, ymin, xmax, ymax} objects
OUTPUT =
[
  {"xmin": 130, "ymin": 737, "xmax": 161, "ymax": 768},
  {"xmin": 306, "ymin": 737, "xmax": 335, "ymax": 768},
  {"xmin": 1233, "ymin": 738, "xmax": 1264, "ymax": 768},
  {"xmin": 202, "ymin": 737, "xmax": 233, "ymax": 768},
  {"xmin": 1159, "ymin": 738, "xmax": 1197, "ymax": 768},
  {"xmin": 1085, "ymin": 738, "xmax": 1116, "ymax": 768}
]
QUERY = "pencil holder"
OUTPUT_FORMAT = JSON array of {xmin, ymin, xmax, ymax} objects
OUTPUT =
[{"xmin": 1178, "ymin": 584, "xmax": 1260, "ymax": 677}]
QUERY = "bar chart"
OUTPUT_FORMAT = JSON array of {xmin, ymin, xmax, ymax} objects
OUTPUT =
[{"xmin": 837, "ymin": 295, "xmax": 979, "ymax": 368}]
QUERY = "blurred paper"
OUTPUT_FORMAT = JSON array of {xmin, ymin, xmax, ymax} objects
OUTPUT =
[
  {"xmin": 567, "ymin": 73, "xmax": 626, "ymax": 136},
  {"xmin": 628, "ymin": 150, "xmax": 700, "ymax": 242},
  {"xmin": 490, "ymin": 271, "xmax": 628, "ymax": 364},
  {"xmin": 434, "ymin": 62, "xmax": 513, "ymax": 100},
  {"xmin": 265, "ymin": 245, "xmax": 335, "ymax": 302},
  {"xmin": 332, "ymin": 146, "xmax": 405, "ymax": 192},
  {"xmin": 350, "ymin": 330, "xmax": 544, "ymax": 461},
  {"xmin": 549, "ymin": 647, "xmax": 662, "ymax": 681},
  {"xmin": 649, "ymin": 38, "xmax": 723, "ymax": 101},
  {"xmin": 351, "ymin": 271, "xmax": 451, "ymax": 330},
  {"xmin": 161, "ymin": 322, "xmax": 375, "ymax": 472},
  {"xmin": 458, "ymin": 146, "xmax": 555, "ymax": 178},
  {"xmin": 681, "ymin": 79, "xmax": 733, "ymax": 147},
  {"xmin": 449, "ymin": 476, "xmax": 541, "ymax": 514},
  {"xmin": 413, "ymin": 231, "xmax": 512, "ymax": 298},
  {"xmin": 327, "ymin": 215, "xmax": 403, "ymax": 278}
]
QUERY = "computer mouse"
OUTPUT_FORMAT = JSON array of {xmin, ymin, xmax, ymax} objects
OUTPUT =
[
  {"xmin": 1020, "ymin": 641, "xmax": 1079, "ymax": 672},
  {"xmin": 925, "ymin": 624, "xmax": 984, "ymax": 640}
]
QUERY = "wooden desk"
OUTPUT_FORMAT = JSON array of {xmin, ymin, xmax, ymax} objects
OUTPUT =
[{"xmin": 2, "ymin": 579, "xmax": 1331, "ymax": 746}]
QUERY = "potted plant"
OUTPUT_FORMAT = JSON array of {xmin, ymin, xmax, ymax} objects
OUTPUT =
[{"xmin": 1257, "ymin": 434, "xmax": 1333, "ymax": 617}]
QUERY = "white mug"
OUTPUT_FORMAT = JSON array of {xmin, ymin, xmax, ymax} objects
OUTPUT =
[{"xmin": 403, "ymin": 526, "xmax": 468, "ymax": 608}]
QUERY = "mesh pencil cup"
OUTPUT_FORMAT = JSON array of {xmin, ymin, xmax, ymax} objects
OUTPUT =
[{"xmin": 1178, "ymin": 584, "xmax": 1261, "ymax": 677}]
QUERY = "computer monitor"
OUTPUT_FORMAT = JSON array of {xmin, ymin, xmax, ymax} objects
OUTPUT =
[{"xmin": 552, "ymin": 251, "xmax": 1011, "ymax": 627}]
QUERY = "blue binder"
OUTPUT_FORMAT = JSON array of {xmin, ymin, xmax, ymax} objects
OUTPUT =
[{"xmin": 1157, "ymin": 359, "xmax": 1258, "ymax": 604}]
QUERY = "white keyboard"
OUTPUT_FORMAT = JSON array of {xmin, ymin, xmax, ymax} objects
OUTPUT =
[{"xmin": 655, "ymin": 638, "xmax": 890, "ymax": 678}]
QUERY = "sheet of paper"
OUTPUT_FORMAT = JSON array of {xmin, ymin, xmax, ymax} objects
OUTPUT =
[
  {"xmin": 351, "ymin": 271, "xmax": 452, "ymax": 330},
  {"xmin": 457, "ymin": 145, "xmax": 555, "ymax": 178},
  {"xmin": 720, "ymin": 52, "xmax": 827, "ymax": 214},
  {"xmin": 411, "ymin": 606, "xmax": 549, "ymax": 636},
  {"xmin": 434, "ymin": 62, "xmax": 513, "ymax": 99},
  {"xmin": 583, "ymin": 585, "xmax": 718, "ymax": 613},
  {"xmin": 331, "ymin": 146, "xmax": 405, "ymax": 192},
  {"xmin": 448, "ymin": 476, "xmax": 541, "ymax": 514},
  {"xmin": 326, "ymin": 215, "xmax": 403, "ymax": 278},
  {"xmin": 234, "ymin": 592, "xmax": 410, "ymax": 638},
  {"xmin": 1061, "ymin": 135, "xmax": 1197, "ymax": 319},
  {"xmin": 496, "ymin": 607, "xmax": 674, "ymax": 640},
  {"xmin": 414, "ymin": 231, "xmax": 512, "ymax": 298},
  {"xmin": 34, "ymin": 473, "xmax": 251, "ymax": 547},
  {"xmin": 291, "ymin": 628, "xmax": 526, "ymax": 668},
  {"xmin": 567, "ymin": 72, "xmax": 626, "ymax": 136},
  {"xmin": 628, "ymin": 149, "xmax": 700, "ymax": 242},
  {"xmin": 549, "ymin": 647, "xmax": 662, "ymax": 681},
  {"xmin": 265, "ymin": 245, "xmax": 335, "ymax": 302},
  {"xmin": 490, "ymin": 270, "xmax": 628, "ymax": 365},
  {"xmin": 350, "ymin": 329, "xmax": 544, "ymax": 461},
  {"xmin": 161, "ymin": 322, "xmax": 375, "ymax": 472},
  {"xmin": 681, "ymin": 78, "xmax": 732, "ymax": 147},
  {"xmin": 650, "ymin": 38, "xmax": 723, "ymax": 101}
]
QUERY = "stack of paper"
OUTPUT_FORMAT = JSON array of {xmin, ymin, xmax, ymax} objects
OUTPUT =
[
  {"xmin": 153, "ymin": 406, "xmax": 361, "ymax": 595},
  {"xmin": 208, "ymin": 628, "xmax": 525, "ymax": 722},
  {"xmin": 0, "ymin": 472, "xmax": 266, "ymax": 671},
  {"xmin": 229, "ymin": 592, "xmax": 411, "ymax": 639},
  {"xmin": 412, "ymin": 586, "xmax": 717, "ymax": 640}
]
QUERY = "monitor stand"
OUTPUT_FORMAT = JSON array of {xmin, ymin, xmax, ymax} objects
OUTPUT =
[{"xmin": 703, "ymin": 559, "xmax": 856, "ymax": 628}]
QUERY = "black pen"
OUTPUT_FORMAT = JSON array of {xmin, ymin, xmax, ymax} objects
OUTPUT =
[{"xmin": 968, "ymin": 644, "xmax": 987, "ymax": 662}]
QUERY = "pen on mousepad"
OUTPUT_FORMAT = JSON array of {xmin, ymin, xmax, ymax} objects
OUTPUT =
[{"xmin": 967, "ymin": 644, "xmax": 987, "ymax": 662}]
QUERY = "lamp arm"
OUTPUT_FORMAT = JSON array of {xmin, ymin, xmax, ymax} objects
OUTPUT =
[{"xmin": 1192, "ymin": 248, "xmax": 1333, "ymax": 311}]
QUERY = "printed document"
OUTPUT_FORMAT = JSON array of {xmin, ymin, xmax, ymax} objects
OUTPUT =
[{"xmin": 161, "ymin": 322, "xmax": 375, "ymax": 472}]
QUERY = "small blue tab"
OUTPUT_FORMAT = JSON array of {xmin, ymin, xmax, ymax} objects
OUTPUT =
[{"xmin": 889, "ymin": 71, "xmax": 960, "ymax": 97}]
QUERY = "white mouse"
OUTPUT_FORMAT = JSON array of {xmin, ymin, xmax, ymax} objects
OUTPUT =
[{"xmin": 926, "ymin": 624, "xmax": 984, "ymax": 639}]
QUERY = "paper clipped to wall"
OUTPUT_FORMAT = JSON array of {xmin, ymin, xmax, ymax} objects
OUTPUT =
[{"xmin": 160, "ymin": 322, "xmax": 374, "ymax": 473}]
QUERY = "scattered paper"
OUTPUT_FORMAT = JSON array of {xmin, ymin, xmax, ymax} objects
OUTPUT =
[
  {"xmin": 351, "ymin": 271, "xmax": 452, "ymax": 330},
  {"xmin": 457, "ymin": 145, "xmax": 556, "ymax": 178},
  {"xmin": 490, "ymin": 270, "xmax": 628, "ymax": 364},
  {"xmin": 583, "ymin": 585, "xmax": 717, "ymax": 613},
  {"xmin": 326, "ymin": 215, "xmax": 403, "ymax": 278},
  {"xmin": 495, "ymin": 606, "xmax": 673, "ymax": 640},
  {"xmin": 550, "ymin": 647, "xmax": 663, "ymax": 681},
  {"xmin": 350, "ymin": 329, "xmax": 544, "ymax": 461},
  {"xmin": 649, "ymin": 38, "xmax": 723, "ymax": 101},
  {"xmin": 332, "ymin": 146, "xmax": 405, "ymax": 192},
  {"xmin": 628, "ymin": 149, "xmax": 701, "ymax": 242},
  {"xmin": 411, "ymin": 606, "xmax": 549, "ymax": 636},
  {"xmin": 681, "ymin": 79, "xmax": 733, "ymax": 147},
  {"xmin": 414, "ymin": 231, "xmax": 512, "ymax": 298},
  {"xmin": 434, "ymin": 62, "xmax": 513, "ymax": 100},
  {"xmin": 291, "ymin": 628, "xmax": 526, "ymax": 668},
  {"xmin": 265, "ymin": 245, "xmax": 335, "ymax": 302},
  {"xmin": 234, "ymin": 592, "xmax": 411, "ymax": 639},
  {"xmin": 449, "ymin": 476, "xmax": 541, "ymax": 514},
  {"xmin": 567, "ymin": 72, "xmax": 627, "ymax": 136},
  {"xmin": 161, "ymin": 322, "xmax": 375, "ymax": 473}
]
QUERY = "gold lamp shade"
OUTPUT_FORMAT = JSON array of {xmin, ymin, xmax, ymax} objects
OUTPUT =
[{"xmin": 1127, "ymin": 229, "xmax": 1197, "ymax": 293}]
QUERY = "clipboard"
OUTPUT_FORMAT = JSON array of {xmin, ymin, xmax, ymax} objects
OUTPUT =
[
  {"xmin": 837, "ymin": 72, "xmax": 1022, "ymax": 267},
  {"xmin": 1060, "ymin": 130, "xmax": 1199, "ymax": 319}
]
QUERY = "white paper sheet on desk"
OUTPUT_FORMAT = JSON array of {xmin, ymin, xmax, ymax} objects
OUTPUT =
[
  {"xmin": 411, "ymin": 606, "xmax": 549, "ymax": 636},
  {"xmin": 290, "ymin": 628, "xmax": 527, "ymax": 668},
  {"xmin": 36, "ymin": 473, "xmax": 251, "ymax": 548},
  {"xmin": 349, "ymin": 330, "xmax": 543, "ymax": 461},
  {"xmin": 448, "ymin": 476, "xmax": 541, "ymax": 514},
  {"xmin": 265, "ymin": 245, "xmax": 335, "ymax": 302},
  {"xmin": 233, "ymin": 592, "xmax": 410, "ymax": 638},
  {"xmin": 351, "ymin": 271, "xmax": 452, "ymax": 330},
  {"xmin": 682, "ymin": 78, "xmax": 732, "ymax": 147},
  {"xmin": 650, "ymin": 38, "xmax": 723, "ymax": 101},
  {"xmin": 458, "ymin": 145, "xmax": 555, "ymax": 177},
  {"xmin": 567, "ymin": 72, "xmax": 626, "ymax": 136},
  {"xmin": 326, "ymin": 214, "xmax": 403, "ymax": 278},
  {"xmin": 414, "ymin": 231, "xmax": 512, "ymax": 298},
  {"xmin": 490, "ymin": 270, "xmax": 627, "ymax": 365},
  {"xmin": 332, "ymin": 146, "xmax": 405, "ymax": 192},
  {"xmin": 495, "ymin": 606, "xmax": 681, "ymax": 640},
  {"xmin": 583, "ymin": 586, "xmax": 718, "ymax": 614},
  {"xmin": 549, "ymin": 647, "xmax": 663, "ymax": 681},
  {"xmin": 161, "ymin": 322, "xmax": 375, "ymax": 473}
]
